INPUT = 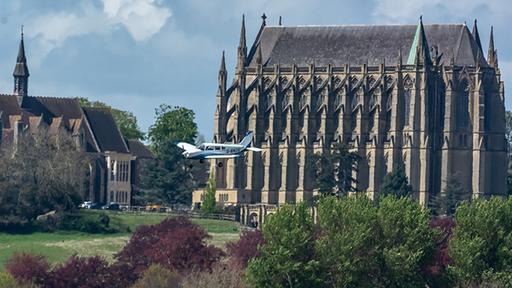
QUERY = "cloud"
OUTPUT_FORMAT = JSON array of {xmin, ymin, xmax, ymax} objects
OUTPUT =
[{"xmin": 25, "ymin": 0, "xmax": 171, "ymax": 64}]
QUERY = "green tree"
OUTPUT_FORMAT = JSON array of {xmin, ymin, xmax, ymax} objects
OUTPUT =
[
  {"xmin": 316, "ymin": 195, "xmax": 381, "ymax": 287},
  {"xmin": 377, "ymin": 196, "xmax": 437, "ymax": 287},
  {"xmin": 311, "ymin": 143, "xmax": 360, "ymax": 197},
  {"xmin": 201, "ymin": 175, "xmax": 216, "ymax": 214},
  {"xmin": 78, "ymin": 97, "xmax": 145, "ymax": 140},
  {"xmin": 246, "ymin": 203, "xmax": 323, "ymax": 288},
  {"xmin": 379, "ymin": 169, "xmax": 412, "ymax": 198},
  {"xmin": 137, "ymin": 105, "xmax": 205, "ymax": 205},
  {"xmin": 148, "ymin": 105, "xmax": 198, "ymax": 153},
  {"xmin": 433, "ymin": 172, "xmax": 468, "ymax": 216},
  {"xmin": 449, "ymin": 197, "xmax": 512, "ymax": 286}
]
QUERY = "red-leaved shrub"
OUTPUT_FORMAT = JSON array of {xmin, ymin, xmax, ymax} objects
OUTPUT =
[
  {"xmin": 116, "ymin": 217, "xmax": 224, "ymax": 276},
  {"xmin": 226, "ymin": 229, "xmax": 265, "ymax": 268},
  {"xmin": 45, "ymin": 256, "xmax": 114, "ymax": 288},
  {"xmin": 6, "ymin": 253, "xmax": 50, "ymax": 285},
  {"xmin": 423, "ymin": 217, "xmax": 455, "ymax": 277}
]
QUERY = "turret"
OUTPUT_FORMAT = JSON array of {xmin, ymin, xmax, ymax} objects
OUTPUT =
[
  {"xmin": 472, "ymin": 19, "xmax": 483, "ymax": 54},
  {"xmin": 13, "ymin": 26, "xmax": 29, "ymax": 105},
  {"xmin": 218, "ymin": 51, "xmax": 227, "ymax": 93}
]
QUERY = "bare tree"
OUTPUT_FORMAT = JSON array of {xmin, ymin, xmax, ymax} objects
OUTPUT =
[{"xmin": 0, "ymin": 128, "xmax": 87, "ymax": 225}]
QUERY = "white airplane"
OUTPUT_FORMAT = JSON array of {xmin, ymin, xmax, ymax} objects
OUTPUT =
[{"xmin": 177, "ymin": 131, "xmax": 262, "ymax": 167}]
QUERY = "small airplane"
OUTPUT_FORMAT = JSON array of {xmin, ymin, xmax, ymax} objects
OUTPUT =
[{"xmin": 177, "ymin": 131, "xmax": 262, "ymax": 167}]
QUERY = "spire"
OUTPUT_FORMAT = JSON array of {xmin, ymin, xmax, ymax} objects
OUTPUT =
[
  {"xmin": 236, "ymin": 15, "xmax": 247, "ymax": 73},
  {"xmin": 407, "ymin": 16, "xmax": 431, "ymax": 66},
  {"xmin": 488, "ymin": 26, "xmax": 498, "ymax": 68},
  {"xmin": 218, "ymin": 51, "xmax": 227, "ymax": 94},
  {"xmin": 13, "ymin": 25, "xmax": 29, "ymax": 102},
  {"xmin": 261, "ymin": 13, "xmax": 267, "ymax": 26},
  {"xmin": 472, "ymin": 19, "xmax": 483, "ymax": 54}
]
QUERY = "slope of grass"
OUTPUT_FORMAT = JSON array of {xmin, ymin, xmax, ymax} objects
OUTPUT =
[{"xmin": 0, "ymin": 211, "xmax": 241, "ymax": 270}]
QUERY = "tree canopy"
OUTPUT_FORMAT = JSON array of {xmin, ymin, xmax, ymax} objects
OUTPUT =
[{"xmin": 379, "ymin": 169, "xmax": 413, "ymax": 198}]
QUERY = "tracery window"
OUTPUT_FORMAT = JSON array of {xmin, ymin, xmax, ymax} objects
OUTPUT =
[{"xmin": 457, "ymin": 80, "xmax": 470, "ymax": 129}]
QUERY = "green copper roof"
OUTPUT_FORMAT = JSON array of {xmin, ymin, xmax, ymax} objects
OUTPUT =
[{"xmin": 407, "ymin": 23, "xmax": 421, "ymax": 64}]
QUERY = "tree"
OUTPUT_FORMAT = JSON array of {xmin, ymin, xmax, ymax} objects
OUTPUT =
[
  {"xmin": 377, "ymin": 196, "xmax": 438, "ymax": 287},
  {"xmin": 316, "ymin": 195, "xmax": 381, "ymax": 287},
  {"xmin": 116, "ymin": 217, "xmax": 224, "ymax": 276},
  {"xmin": 78, "ymin": 98, "xmax": 145, "ymax": 140},
  {"xmin": 379, "ymin": 169, "xmax": 413, "ymax": 198},
  {"xmin": 138, "ymin": 105, "xmax": 206, "ymax": 205},
  {"xmin": 246, "ymin": 203, "xmax": 323, "ymax": 288},
  {"xmin": 6, "ymin": 253, "xmax": 50, "ymax": 286},
  {"xmin": 434, "ymin": 172, "xmax": 468, "ymax": 216},
  {"xmin": 310, "ymin": 143, "xmax": 360, "ymax": 197},
  {"xmin": 201, "ymin": 175, "xmax": 216, "ymax": 214},
  {"xmin": 449, "ymin": 197, "xmax": 512, "ymax": 286},
  {"xmin": 46, "ymin": 256, "xmax": 115, "ymax": 288},
  {"xmin": 0, "ymin": 129, "xmax": 87, "ymax": 227}
]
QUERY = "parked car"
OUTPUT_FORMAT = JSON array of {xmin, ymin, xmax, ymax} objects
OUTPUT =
[
  {"xmin": 102, "ymin": 202, "xmax": 120, "ymax": 211},
  {"xmin": 80, "ymin": 201, "xmax": 101, "ymax": 209}
]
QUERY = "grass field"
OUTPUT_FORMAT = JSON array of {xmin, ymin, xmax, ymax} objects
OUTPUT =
[{"xmin": 0, "ymin": 211, "xmax": 241, "ymax": 270}]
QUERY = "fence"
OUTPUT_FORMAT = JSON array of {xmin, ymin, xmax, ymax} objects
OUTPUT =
[{"xmin": 120, "ymin": 206, "xmax": 238, "ymax": 221}]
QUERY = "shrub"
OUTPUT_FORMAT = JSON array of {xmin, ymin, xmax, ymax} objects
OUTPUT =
[
  {"xmin": 46, "ymin": 256, "xmax": 114, "ymax": 288},
  {"xmin": 0, "ymin": 271, "xmax": 16, "ymax": 287},
  {"xmin": 130, "ymin": 264, "xmax": 180, "ymax": 288},
  {"xmin": 181, "ymin": 264, "xmax": 247, "ymax": 288},
  {"xmin": 116, "ymin": 217, "xmax": 224, "ymax": 276},
  {"xmin": 57, "ymin": 213, "xmax": 116, "ymax": 234},
  {"xmin": 6, "ymin": 253, "xmax": 50, "ymax": 285},
  {"xmin": 226, "ymin": 229, "xmax": 265, "ymax": 268}
]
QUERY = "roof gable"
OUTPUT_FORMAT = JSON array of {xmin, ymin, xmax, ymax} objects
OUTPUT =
[{"xmin": 83, "ymin": 107, "xmax": 129, "ymax": 153}]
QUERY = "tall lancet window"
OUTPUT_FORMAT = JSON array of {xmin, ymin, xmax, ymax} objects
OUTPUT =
[
  {"xmin": 457, "ymin": 80, "xmax": 470, "ymax": 129},
  {"xmin": 403, "ymin": 77, "xmax": 413, "ymax": 127}
]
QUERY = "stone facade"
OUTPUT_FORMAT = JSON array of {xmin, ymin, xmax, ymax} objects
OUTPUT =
[{"xmin": 209, "ymin": 16, "xmax": 507, "ymax": 214}]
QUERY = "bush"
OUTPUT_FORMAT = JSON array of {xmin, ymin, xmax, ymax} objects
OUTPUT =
[
  {"xmin": 46, "ymin": 256, "xmax": 114, "ymax": 288},
  {"xmin": 57, "ymin": 213, "xmax": 117, "ymax": 234},
  {"xmin": 6, "ymin": 253, "xmax": 50, "ymax": 285},
  {"xmin": 423, "ymin": 217, "xmax": 455, "ymax": 287},
  {"xmin": 116, "ymin": 217, "xmax": 224, "ymax": 276},
  {"xmin": 0, "ymin": 271, "xmax": 17, "ymax": 287},
  {"xmin": 226, "ymin": 229, "xmax": 265, "ymax": 268},
  {"xmin": 130, "ymin": 264, "xmax": 180, "ymax": 288},
  {"xmin": 181, "ymin": 264, "xmax": 247, "ymax": 288}
]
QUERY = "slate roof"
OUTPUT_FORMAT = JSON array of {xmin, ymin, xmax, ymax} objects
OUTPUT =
[
  {"xmin": 82, "ymin": 107, "xmax": 129, "ymax": 153},
  {"xmin": 0, "ymin": 95, "xmax": 21, "ymax": 128},
  {"xmin": 21, "ymin": 96, "xmax": 83, "ymax": 129},
  {"xmin": 126, "ymin": 139, "xmax": 154, "ymax": 159},
  {"xmin": 249, "ymin": 24, "xmax": 485, "ymax": 67}
]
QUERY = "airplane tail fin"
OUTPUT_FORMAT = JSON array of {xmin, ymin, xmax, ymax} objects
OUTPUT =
[{"xmin": 239, "ymin": 131, "xmax": 254, "ymax": 148}]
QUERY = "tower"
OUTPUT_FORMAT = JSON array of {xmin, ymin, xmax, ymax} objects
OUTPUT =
[{"xmin": 13, "ymin": 26, "xmax": 29, "ymax": 105}]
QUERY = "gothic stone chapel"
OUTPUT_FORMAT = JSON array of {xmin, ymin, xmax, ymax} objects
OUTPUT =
[{"xmin": 208, "ymin": 15, "xmax": 507, "ymax": 216}]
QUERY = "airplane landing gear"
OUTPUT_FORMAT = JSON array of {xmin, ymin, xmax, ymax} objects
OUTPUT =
[
  {"xmin": 199, "ymin": 159, "xmax": 204, "ymax": 164},
  {"xmin": 217, "ymin": 162, "xmax": 223, "ymax": 168}
]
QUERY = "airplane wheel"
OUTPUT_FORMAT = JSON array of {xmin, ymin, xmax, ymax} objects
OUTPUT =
[
  {"xmin": 217, "ymin": 162, "xmax": 223, "ymax": 168},
  {"xmin": 199, "ymin": 159, "xmax": 204, "ymax": 164}
]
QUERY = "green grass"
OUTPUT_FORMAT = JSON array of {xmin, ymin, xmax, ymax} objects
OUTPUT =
[{"xmin": 0, "ymin": 211, "xmax": 241, "ymax": 270}]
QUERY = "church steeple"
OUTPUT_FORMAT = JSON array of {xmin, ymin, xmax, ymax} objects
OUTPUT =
[
  {"xmin": 472, "ymin": 19, "xmax": 483, "ymax": 54},
  {"xmin": 407, "ymin": 16, "xmax": 431, "ymax": 66},
  {"xmin": 13, "ymin": 26, "xmax": 29, "ymax": 104},
  {"xmin": 236, "ymin": 15, "xmax": 247, "ymax": 73},
  {"xmin": 487, "ymin": 26, "xmax": 498, "ymax": 68}
]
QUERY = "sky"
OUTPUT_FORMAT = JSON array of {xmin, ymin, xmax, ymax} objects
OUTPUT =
[{"xmin": 0, "ymin": 0, "xmax": 511, "ymax": 139}]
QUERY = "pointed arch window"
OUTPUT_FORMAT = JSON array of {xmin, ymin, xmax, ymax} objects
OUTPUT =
[
  {"xmin": 457, "ymin": 80, "xmax": 470, "ymax": 129},
  {"xmin": 403, "ymin": 77, "xmax": 413, "ymax": 127}
]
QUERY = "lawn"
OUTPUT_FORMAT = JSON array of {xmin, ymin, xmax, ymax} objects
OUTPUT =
[{"xmin": 0, "ymin": 211, "xmax": 241, "ymax": 270}]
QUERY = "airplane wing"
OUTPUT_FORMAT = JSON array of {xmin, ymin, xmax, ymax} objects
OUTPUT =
[
  {"xmin": 177, "ymin": 142, "xmax": 199, "ymax": 152},
  {"xmin": 246, "ymin": 147, "xmax": 262, "ymax": 152},
  {"xmin": 204, "ymin": 154, "xmax": 240, "ymax": 159}
]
